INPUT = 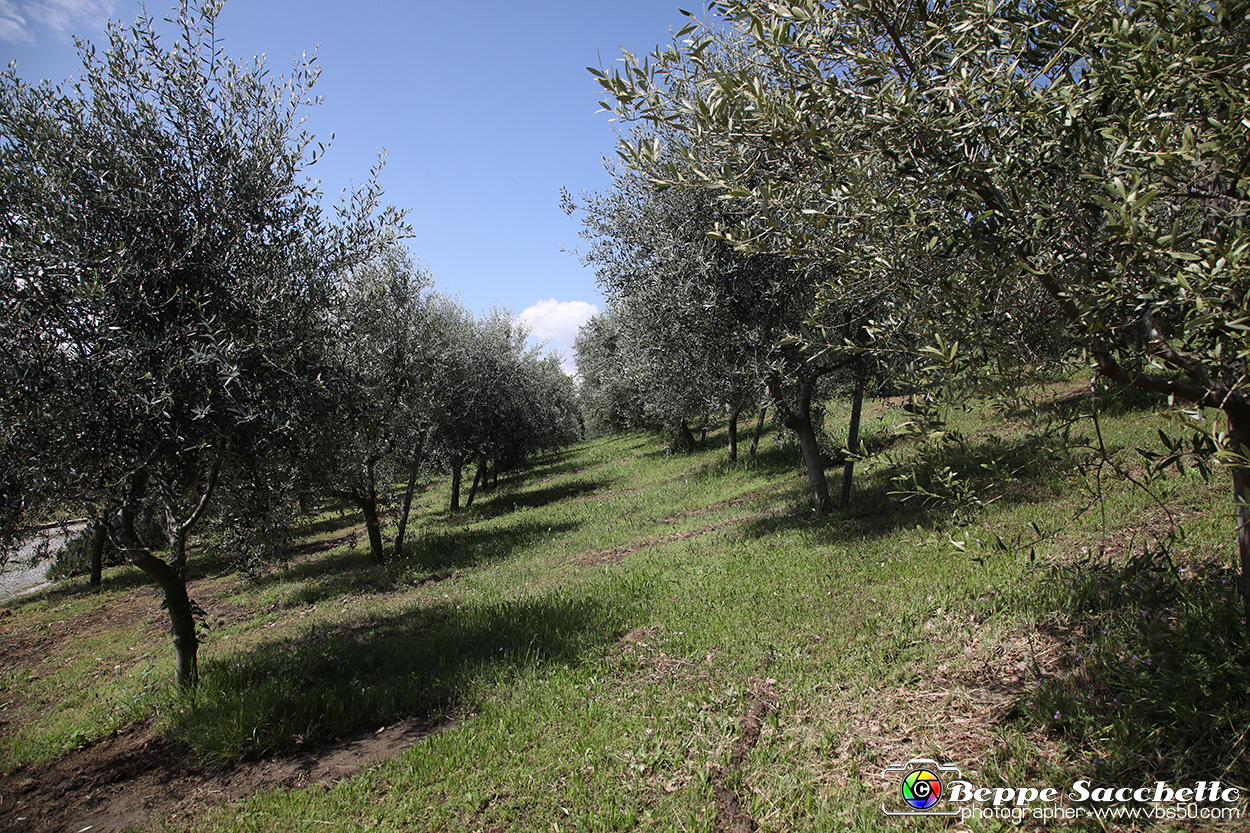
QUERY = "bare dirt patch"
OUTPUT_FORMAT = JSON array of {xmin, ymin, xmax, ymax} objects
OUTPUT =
[
  {"xmin": 614, "ymin": 626, "xmax": 696, "ymax": 684},
  {"xmin": 710, "ymin": 676, "xmax": 778, "ymax": 833},
  {"xmin": 0, "ymin": 715, "xmax": 446, "ymax": 833}
]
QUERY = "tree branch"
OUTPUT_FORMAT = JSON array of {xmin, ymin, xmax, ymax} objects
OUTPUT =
[{"xmin": 1142, "ymin": 309, "xmax": 1215, "ymax": 390}]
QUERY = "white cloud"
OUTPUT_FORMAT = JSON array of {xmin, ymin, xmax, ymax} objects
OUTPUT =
[
  {"xmin": 518, "ymin": 298, "xmax": 598, "ymax": 346},
  {"xmin": 1, "ymin": 0, "xmax": 115, "ymax": 45},
  {"xmin": 518, "ymin": 298, "xmax": 598, "ymax": 374},
  {"xmin": 0, "ymin": 0, "xmax": 33, "ymax": 43}
]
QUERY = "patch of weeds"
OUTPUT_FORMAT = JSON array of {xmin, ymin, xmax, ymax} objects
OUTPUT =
[
  {"xmin": 45, "ymin": 526, "xmax": 126, "ymax": 582},
  {"xmin": 885, "ymin": 425, "xmax": 1072, "ymax": 526},
  {"xmin": 1027, "ymin": 542, "xmax": 1250, "ymax": 785}
]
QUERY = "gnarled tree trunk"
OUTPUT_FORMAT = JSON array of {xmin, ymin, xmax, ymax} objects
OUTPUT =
[
  {"xmin": 771, "ymin": 375, "xmax": 832, "ymax": 513},
  {"xmin": 111, "ymin": 472, "xmax": 200, "ymax": 691}
]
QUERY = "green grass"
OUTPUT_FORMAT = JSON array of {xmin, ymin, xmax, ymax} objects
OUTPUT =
[{"xmin": 3, "ymin": 383, "xmax": 1249, "ymax": 831}]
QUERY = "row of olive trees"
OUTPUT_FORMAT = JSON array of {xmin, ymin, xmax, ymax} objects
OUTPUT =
[
  {"xmin": 594, "ymin": 0, "xmax": 1250, "ymax": 616},
  {"xmin": 0, "ymin": 0, "xmax": 580, "ymax": 690},
  {"xmin": 567, "ymin": 139, "xmax": 950, "ymax": 512},
  {"xmin": 310, "ymin": 247, "xmax": 580, "ymax": 566}
]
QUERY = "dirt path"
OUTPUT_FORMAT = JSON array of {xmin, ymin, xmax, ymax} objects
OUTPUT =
[
  {"xmin": 0, "ymin": 525, "xmax": 84, "ymax": 603},
  {"xmin": 0, "ymin": 716, "xmax": 446, "ymax": 832},
  {"xmin": 711, "ymin": 676, "xmax": 778, "ymax": 833}
]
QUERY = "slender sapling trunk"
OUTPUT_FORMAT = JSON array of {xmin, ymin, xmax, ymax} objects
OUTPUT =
[
  {"xmin": 839, "ymin": 366, "xmax": 866, "ymax": 510},
  {"xmin": 89, "ymin": 517, "xmax": 106, "ymax": 588},
  {"xmin": 750, "ymin": 406, "xmax": 767, "ymax": 457}
]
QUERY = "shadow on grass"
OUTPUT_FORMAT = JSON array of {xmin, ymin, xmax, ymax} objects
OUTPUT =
[
  {"xmin": 519, "ymin": 448, "xmax": 584, "ymax": 482},
  {"xmin": 737, "ymin": 465, "xmax": 942, "ymax": 543},
  {"xmin": 404, "ymin": 518, "xmax": 583, "ymax": 574},
  {"xmin": 1005, "ymin": 378, "xmax": 1168, "ymax": 422},
  {"xmin": 175, "ymin": 584, "xmax": 642, "ymax": 764},
  {"xmin": 687, "ymin": 443, "xmax": 802, "ymax": 482},
  {"xmin": 289, "ymin": 508, "xmax": 366, "ymax": 541},
  {"xmin": 1024, "ymin": 552, "xmax": 1250, "ymax": 784},
  {"xmin": 259, "ymin": 517, "xmax": 585, "ymax": 608},
  {"xmin": 457, "ymin": 477, "xmax": 609, "ymax": 522},
  {"xmin": 738, "ymin": 431, "xmax": 1071, "ymax": 544}
]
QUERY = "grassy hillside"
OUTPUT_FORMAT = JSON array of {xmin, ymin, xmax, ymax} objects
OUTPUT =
[{"xmin": 2, "ymin": 383, "xmax": 1248, "ymax": 831}]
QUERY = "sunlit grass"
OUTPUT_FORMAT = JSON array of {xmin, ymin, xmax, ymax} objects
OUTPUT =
[{"xmin": 3, "ymin": 381, "xmax": 1247, "ymax": 831}]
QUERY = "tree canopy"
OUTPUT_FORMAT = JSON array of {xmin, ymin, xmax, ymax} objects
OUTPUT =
[
  {"xmin": 0, "ymin": 0, "xmax": 404, "ymax": 688},
  {"xmin": 594, "ymin": 0, "xmax": 1250, "ymax": 614}
]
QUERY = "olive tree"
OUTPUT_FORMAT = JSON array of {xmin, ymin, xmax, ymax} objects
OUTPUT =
[
  {"xmin": 314, "ymin": 240, "xmax": 435, "ymax": 564},
  {"xmin": 568, "ymin": 147, "xmax": 866, "ymax": 509},
  {"xmin": 597, "ymin": 0, "xmax": 1250, "ymax": 614},
  {"xmin": 565, "ymin": 169, "xmax": 763, "ymax": 457},
  {"xmin": 573, "ymin": 309, "xmax": 653, "ymax": 436},
  {"xmin": 0, "ymin": 0, "xmax": 404, "ymax": 688},
  {"xmin": 425, "ymin": 301, "xmax": 581, "ymax": 512}
]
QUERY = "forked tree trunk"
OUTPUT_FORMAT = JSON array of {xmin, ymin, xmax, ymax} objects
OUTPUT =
[
  {"xmin": 466, "ymin": 455, "xmax": 486, "ymax": 508},
  {"xmin": 394, "ymin": 436, "xmax": 425, "ymax": 557},
  {"xmin": 331, "ymin": 487, "xmax": 386, "ymax": 565},
  {"xmin": 331, "ymin": 457, "xmax": 386, "ymax": 565},
  {"xmin": 112, "ymin": 472, "xmax": 200, "ymax": 691},
  {"xmin": 839, "ymin": 366, "xmax": 866, "ymax": 510},
  {"xmin": 675, "ymin": 418, "xmax": 697, "ymax": 452},
  {"xmin": 772, "ymin": 377, "xmax": 832, "ymax": 513},
  {"xmin": 158, "ymin": 457, "xmax": 220, "ymax": 581}
]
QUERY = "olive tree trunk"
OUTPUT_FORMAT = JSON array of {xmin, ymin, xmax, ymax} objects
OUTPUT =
[
  {"xmin": 331, "ymin": 456, "xmax": 386, "ymax": 565},
  {"xmin": 393, "ymin": 434, "xmax": 426, "ymax": 556},
  {"xmin": 771, "ymin": 375, "xmax": 832, "ymax": 513},
  {"xmin": 465, "ymin": 454, "xmax": 486, "ymax": 508},
  {"xmin": 838, "ymin": 365, "xmax": 866, "ymax": 510},
  {"xmin": 1230, "ymin": 414, "xmax": 1250, "ymax": 629},
  {"xmin": 449, "ymin": 455, "xmax": 465, "ymax": 512},
  {"xmin": 89, "ymin": 518, "xmax": 107, "ymax": 588},
  {"xmin": 111, "ymin": 472, "xmax": 201, "ymax": 691},
  {"xmin": 750, "ymin": 406, "xmax": 768, "ymax": 458}
]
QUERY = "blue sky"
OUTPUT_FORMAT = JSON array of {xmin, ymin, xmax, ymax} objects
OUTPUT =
[{"xmin": 1, "ymin": 0, "xmax": 694, "ymax": 369}]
